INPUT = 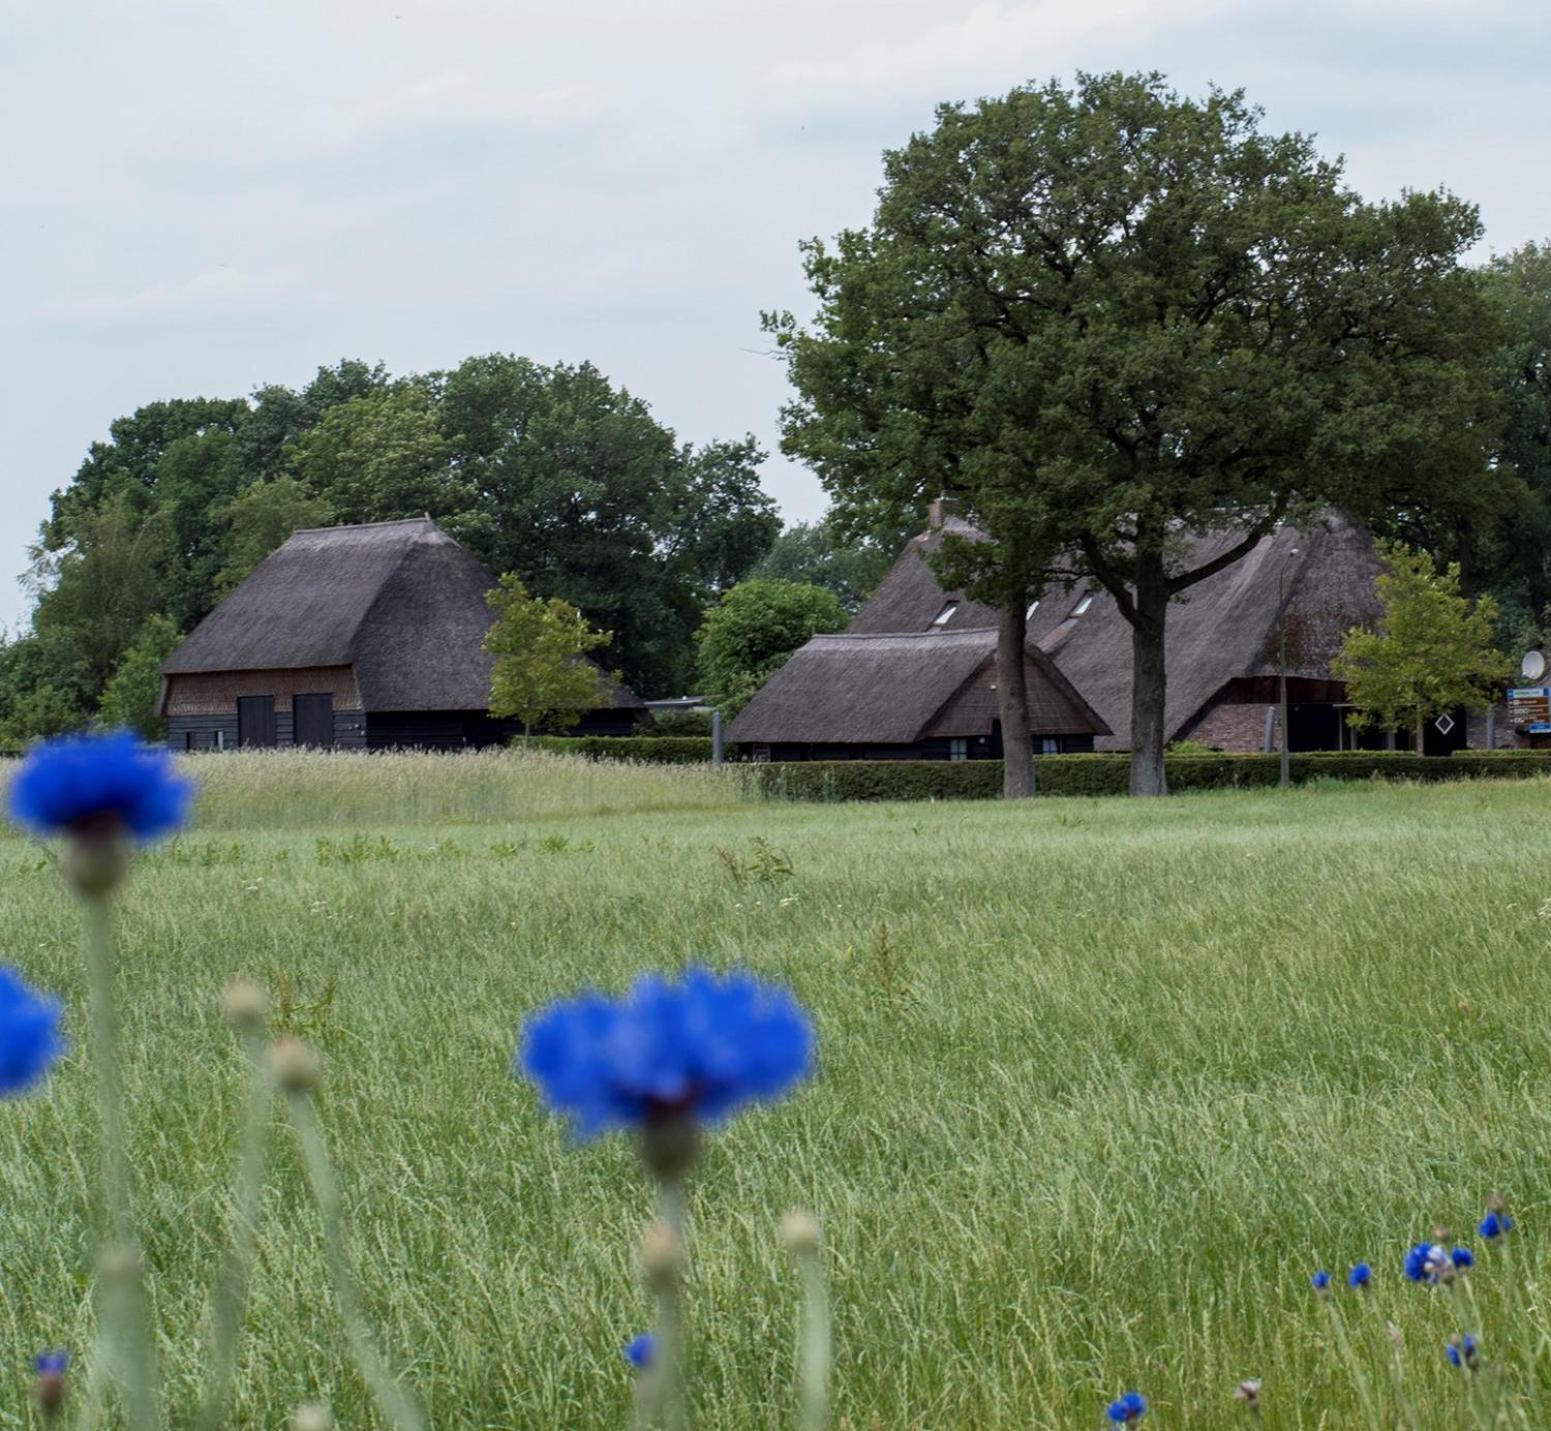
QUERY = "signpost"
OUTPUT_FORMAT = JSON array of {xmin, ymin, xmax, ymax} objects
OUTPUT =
[{"xmin": 1508, "ymin": 686, "xmax": 1551, "ymax": 727}]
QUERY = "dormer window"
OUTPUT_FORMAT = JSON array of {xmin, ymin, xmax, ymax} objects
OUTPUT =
[
  {"xmin": 931, "ymin": 601, "xmax": 958, "ymax": 628},
  {"xmin": 1071, "ymin": 593, "xmax": 1094, "ymax": 617}
]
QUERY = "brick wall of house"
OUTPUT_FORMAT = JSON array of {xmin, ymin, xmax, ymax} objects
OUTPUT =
[
  {"xmin": 162, "ymin": 666, "xmax": 363, "ymax": 717},
  {"xmin": 1179, "ymin": 700, "xmax": 1274, "ymax": 752}
]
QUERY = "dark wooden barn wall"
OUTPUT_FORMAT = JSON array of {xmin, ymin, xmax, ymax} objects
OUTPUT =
[{"xmin": 166, "ymin": 711, "xmax": 367, "ymax": 751}]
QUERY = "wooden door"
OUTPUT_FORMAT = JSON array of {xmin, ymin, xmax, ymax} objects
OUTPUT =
[
  {"xmin": 237, "ymin": 695, "xmax": 277, "ymax": 748},
  {"xmin": 293, "ymin": 693, "xmax": 334, "ymax": 748}
]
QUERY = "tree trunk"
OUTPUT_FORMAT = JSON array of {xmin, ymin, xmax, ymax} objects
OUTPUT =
[
  {"xmin": 523, "ymin": 720, "xmax": 532, "ymax": 749},
  {"xmin": 998, "ymin": 598, "xmax": 1035, "ymax": 799},
  {"xmin": 1129, "ymin": 551, "xmax": 1169, "ymax": 797},
  {"xmin": 1415, "ymin": 703, "xmax": 1425, "ymax": 756}
]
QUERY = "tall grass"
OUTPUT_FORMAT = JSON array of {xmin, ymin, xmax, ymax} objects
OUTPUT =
[
  {"xmin": 183, "ymin": 747, "xmax": 752, "ymax": 829},
  {"xmin": 2, "ymin": 761, "xmax": 1550, "ymax": 1424}
]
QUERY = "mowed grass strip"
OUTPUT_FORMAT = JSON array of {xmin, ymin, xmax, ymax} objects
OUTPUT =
[{"xmin": 1, "ymin": 759, "xmax": 1549, "ymax": 1426}]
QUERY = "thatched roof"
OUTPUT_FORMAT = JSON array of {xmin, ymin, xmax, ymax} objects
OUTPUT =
[
  {"xmin": 162, "ymin": 517, "xmax": 643, "ymax": 714},
  {"xmin": 726, "ymin": 628, "xmax": 1108, "ymax": 744},
  {"xmin": 846, "ymin": 512, "xmax": 1381, "ymax": 750}
]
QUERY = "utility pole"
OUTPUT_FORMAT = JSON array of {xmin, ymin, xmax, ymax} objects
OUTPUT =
[{"xmin": 1278, "ymin": 547, "xmax": 1301, "ymax": 789}]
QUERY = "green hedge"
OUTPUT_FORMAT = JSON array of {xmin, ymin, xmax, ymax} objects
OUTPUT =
[
  {"xmin": 750, "ymin": 751, "xmax": 1551, "ymax": 801},
  {"xmin": 530, "ymin": 736, "xmax": 713, "ymax": 765}
]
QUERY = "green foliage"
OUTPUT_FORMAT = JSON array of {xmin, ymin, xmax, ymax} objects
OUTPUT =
[
  {"xmin": 1333, "ymin": 543, "xmax": 1511, "ymax": 748},
  {"xmin": 99, "ymin": 615, "xmax": 182, "ymax": 738},
  {"xmin": 215, "ymin": 477, "xmax": 334, "ymax": 595},
  {"xmin": 696, "ymin": 580, "xmax": 847, "ymax": 716},
  {"xmin": 751, "ymin": 751, "xmax": 1551, "ymax": 801},
  {"xmin": 22, "ymin": 355, "xmax": 778, "ymax": 714},
  {"xmin": 530, "ymin": 736, "xmax": 713, "ymax": 764},
  {"xmin": 770, "ymin": 71, "xmax": 1499, "ymax": 792},
  {"xmin": 484, "ymin": 574, "xmax": 610, "ymax": 736},
  {"xmin": 748, "ymin": 522, "xmax": 892, "ymax": 611},
  {"xmin": 645, "ymin": 710, "xmax": 714, "ymax": 737}
]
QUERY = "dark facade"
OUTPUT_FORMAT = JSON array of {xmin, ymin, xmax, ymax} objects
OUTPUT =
[{"xmin": 159, "ymin": 517, "xmax": 646, "ymax": 751}]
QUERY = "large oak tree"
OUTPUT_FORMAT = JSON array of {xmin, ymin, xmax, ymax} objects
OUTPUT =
[{"xmin": 770, "ymin": 72, "xmax": 1498, "ymax": 795}]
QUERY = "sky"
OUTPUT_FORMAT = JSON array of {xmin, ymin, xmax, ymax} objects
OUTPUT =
[{"xmin": 2, "ymin": 0, "xmax": 1547, "ymax": 633}]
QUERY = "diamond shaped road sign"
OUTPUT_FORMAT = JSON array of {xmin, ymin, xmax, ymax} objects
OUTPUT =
[{"xmin": 1434, "ymin": 713, "xmax": 1456, "ymax": 736}]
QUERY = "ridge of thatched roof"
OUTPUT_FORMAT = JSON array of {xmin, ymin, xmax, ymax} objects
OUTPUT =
[
  {"xmin": 726, "ymin": 628, "xmax": 1108, "ymax": 745},
  {"xmin": 844, "ymin": 512, "xmax": 1382, "ymax": 750},
  {"xmin": 162, "ymin": 516, "xmax": 644, "ymax": 713}
]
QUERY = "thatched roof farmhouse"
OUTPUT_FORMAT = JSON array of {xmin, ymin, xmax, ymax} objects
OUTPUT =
[
  {"xmin": 158, "ymin": 516, "xmax": 644, "ymax": 750},
  {"xmin": 732, "ymin": 504, "xmax": 1416, "ymax": 760},
  {"xmin": 727, "ymin": 627, "xmax": 1109, "ymax": 760}
]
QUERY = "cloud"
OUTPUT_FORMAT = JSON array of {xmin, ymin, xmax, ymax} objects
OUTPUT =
[
  {"xmin": 39, "ymin": 267, "xmax": 294, "ymax": 332},
  {"xmin": 340, "ymin": 71, "xmax": 606, "ymax": 142},
  {"xmin": 765, "ymin": 0, "xmax": 1229, "ymax": 103}
]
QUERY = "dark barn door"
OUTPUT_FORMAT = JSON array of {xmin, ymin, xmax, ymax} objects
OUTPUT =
[
  {"xmin": 237, "ymin": 695, "xmax": 277, "ymax": 748},
  {"xmin": 293, "ymin": 693, "xmax": 334, "ymax": 748}
]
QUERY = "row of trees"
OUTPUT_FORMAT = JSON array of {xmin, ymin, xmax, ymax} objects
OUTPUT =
[
  {"xmin": 5, "ymin": 357, "xmax": 835, "ymax": 740},
  {"xmin": 769, "ymin": 71, "xmax": 1551, "ymax": 795}
]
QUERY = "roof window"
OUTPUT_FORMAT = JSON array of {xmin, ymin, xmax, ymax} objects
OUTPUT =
[
  {"xmin": 1026, "ymin": 599, "xmax": 1040, "ymax": 620},
  {"xmin": 1071, "ymin": 593, "xmax": 1094, "ymax": 617},
  {"xmin": 931, "ymin": 601, "xmax": 959, "ymax": 627}
]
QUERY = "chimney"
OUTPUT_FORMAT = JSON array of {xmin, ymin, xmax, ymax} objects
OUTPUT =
[{"xmin": 926, "ymin": 496, "xmax": 962, "ymax": 530}]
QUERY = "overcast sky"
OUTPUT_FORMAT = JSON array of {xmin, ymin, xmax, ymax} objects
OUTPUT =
[{"xmin": 2, "ymin": 0, "xmax": 1547, "ymax": 632}]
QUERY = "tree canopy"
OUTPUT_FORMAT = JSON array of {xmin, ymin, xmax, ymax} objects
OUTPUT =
[
  {"xmin": 7, "ymin": 355, "xmax": 778, "ymax": 741},
  {"xmin": 1332, "ymin": 544, "xmax": 1509, "ymax": 750},
  {"xmin": 695, "ymin": 580, "xmax": 848, "ymax": 716},
  {"xmin": 770, "ymin": 71, "xmax": 1502, "ymax": 794},
  {"xmin": 483, "ymin": 575, "xmax": 611, "ymax": 738}
]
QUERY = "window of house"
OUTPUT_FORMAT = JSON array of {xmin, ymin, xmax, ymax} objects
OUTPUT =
[
  {"xmin": 1071, "ymin": 593, "xmax": 1094, "ymax": 616},
  {"xmin": 1041, "ymin": 737, "xmax": 1060, "ymax": 755},
  {"xmin": 1026, "ymin": 600, "xmax": 1040, "ymax": 620},
  {"xmin": 931, "ymin": 601, "xmax": 959, "ymax": 627},
  {"xmin": 949, "ymin": 738, "xmax": 968, "ymax": 761}
]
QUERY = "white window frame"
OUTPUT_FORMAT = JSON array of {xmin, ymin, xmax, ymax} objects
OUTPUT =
[
  {"xmin": 1025, "ymin": 599, "xmax": 1040, "ymax": 620},
  {"xmin": 1071, "ymin": 593, "xmax": 1094, "ymax": 617},
  {"xmin": 931, "ymin": 601, "xmax": 959, "ymax": 627},
  {"xmin": 949, "ymin": 737, "xmax": 968, "ymax": 761}
]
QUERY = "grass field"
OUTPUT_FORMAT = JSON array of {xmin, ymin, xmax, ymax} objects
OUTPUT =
[{"xmin": 3, "ymin": 752, "xmax": 1551, "ymax": 1427}]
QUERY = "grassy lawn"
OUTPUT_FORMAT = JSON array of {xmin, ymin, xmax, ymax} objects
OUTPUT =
[{"xmin": 3, "ymin": 753, "xmax": 1550, "ymax": 1426}]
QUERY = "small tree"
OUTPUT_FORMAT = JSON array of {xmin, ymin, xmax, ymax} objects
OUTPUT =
[
  {"xmin": 99, "ymin": 615, "xmax": 182, "ymax": 739},
  {"xmin": 696, "ymin": 580, "xmax": 847, "ymax": 717},
  {"xmin": 1332, "ymin": 544, "xmax": 1510, "ymax": 752},
  {"xmin": 484, "ymin": 575, "xmax": 610, "ymax": 742}
]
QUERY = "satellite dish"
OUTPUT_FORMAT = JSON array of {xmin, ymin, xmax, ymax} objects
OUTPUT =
[{"xmin": 1522, "ymin": 650, "xmax": 1547, "ymax": 682}]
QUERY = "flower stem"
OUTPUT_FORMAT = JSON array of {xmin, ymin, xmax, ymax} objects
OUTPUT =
[
  {"xmin": 637, "ymin": 1179, "xmax": 687, "ymax": 1431},
  {"xmin": 194, "ymin": 1028, "xmax": 271, "ymax": 1430},
  {"xmin": 1320, "ymin": 1295, "xmax": 1379, "ymax": 1431},
  {"xmin": 283, "ymin": 1089, "xmax": 426, "ymax": 1431},
  {"xmin": 83, "ymin": 890, "xmax": 158, "ymax": 1429},
  {"xmin": 793, "ymin": 1241, "xmax": 830, "ymax": 1431}
]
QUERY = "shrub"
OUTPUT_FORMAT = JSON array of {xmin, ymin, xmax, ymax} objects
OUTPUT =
[
  {"xmin": 750, "ymin": 751, "xmax": 1551, "ymax": 801},
  {"xmin": 531, "ymin": 736, "xmax": 714, "ymax": 765},
  {"xmin": 645, "ymin": 710, "xmax": 714, "ymax": 737}
]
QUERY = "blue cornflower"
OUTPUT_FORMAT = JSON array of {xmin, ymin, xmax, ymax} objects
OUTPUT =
[
  {"xmin": 1446, "ymin": 1334, "xmax": 1478, "ymax": 1369},
  {"xmin": 9, "ymin": 732, "xmax": 191, "ymax": 841},
  {"xmin": 1451, "ymin": 1246, "xmax": 1474, "ymax": 1270},
  {"xmin": 33, "ymin": 1351, "xmax": 68, "ymax": 1375},
  {"xmin": 518, "ymin": 966, "xmax": 814, "ymax": 1141},
  {"xmin": 1479, "ymin": 1212, "xmax": 1513, "ymax": 1240},
  {"xmin": 622, "ymin": 1333, "xmax": 655, "ymax": 1370},
  {"xmin": 0, "ymin": 969, "xmax": 64, "ymax": 1097},
  {"xmin": 1311, "ymin": 1270, "xmax": 1331, "ymax": 1293},
  {"xmin": 1403, "ymin": 1242, "xmax": 1449, "ymax": 1283},
  {"xmin": 1348, "ymin": 1263, "xmax": 1372, "ymax": 1290},
  {"xmin": 1106, "ymin": 1391, "xmax": 1146, "ymax": 1422}
]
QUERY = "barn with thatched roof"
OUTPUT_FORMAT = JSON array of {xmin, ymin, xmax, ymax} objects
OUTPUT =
[
  {"xmin": 158, "ymin": 516, "xmax": 645, "ymax": 751},
  {"xmin": 823, "ymin": 503, "xmax": 1397, "ymax": 756},
  {"xmin": 726, "ymin": 627, "xmax": 1109, "ymax": 761}
]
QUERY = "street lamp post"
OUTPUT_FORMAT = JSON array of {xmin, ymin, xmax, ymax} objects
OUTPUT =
[{"xmin": 1278, "ymin": 547, "xmax": 1301, "ymax": 789}]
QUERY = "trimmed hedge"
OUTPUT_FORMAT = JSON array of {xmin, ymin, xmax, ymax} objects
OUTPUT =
[
  {"xmin": 750, "ymin": 750, "xmax": 1551, "ymax": 802},
  {"xmin": 530, "ymin": 736, "xmax": 714, "ymax": 765}
]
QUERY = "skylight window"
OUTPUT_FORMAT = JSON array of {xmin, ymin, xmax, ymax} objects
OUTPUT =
[
  {"xmin": 1071, "ymin": 593, "xmax": 1094, "ymax": 617},
  {"xmin": 931, "ymin": 601, "xmax": 958, "ymax": 627},
  {"xmin": 1025, "ymin": 599, "xmax": 1040, "ymax": 620}
]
